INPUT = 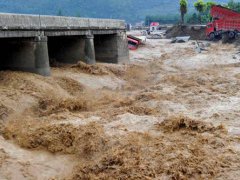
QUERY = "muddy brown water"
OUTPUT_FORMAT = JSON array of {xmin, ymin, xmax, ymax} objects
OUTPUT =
[{"xmin": 0, "ymin": 39, "xmax": 240, "ymax": 179}]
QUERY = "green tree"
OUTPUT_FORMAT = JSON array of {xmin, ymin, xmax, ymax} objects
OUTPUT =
[
  {"xmin": 206, "ymin": 1, "xmax": 216, "ymax": 9},
  {"xmin": 206, "ymin": 1, "xmax": 216, "ymax": 14},
  {"xmin": 194, "ymin": 0, "xmax": 206, "ymax": 23},
  {"xmin": 180, "ymin": 0, "xmax": 188, "ymax": 24},
  {"xmin": 228, "ymin": 0, "xmax": 240, "ymax": 12},
  {"xmin": 204, "ymin": 1, "xmax": 216, "ymax": 22},
  {"xmin": 186, "ymin": 13, "xmax": 198, "ymax": 24}
]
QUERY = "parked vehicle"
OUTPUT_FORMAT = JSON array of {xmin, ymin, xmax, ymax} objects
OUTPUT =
[
  {"xmin": 206, "ymin": 5, "xmax": 240, "ymax": 40},
  {"xmin": 127, "ymin": 35, "xmax": 142, "ymax": 50},
  {"xmin": 150, "ymin": 22, "xmax": 161, "ymax": 31}
]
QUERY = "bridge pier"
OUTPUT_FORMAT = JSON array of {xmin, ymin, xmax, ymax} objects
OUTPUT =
[
  {"xmin": 94, "ymin": 32, "xmax": 129, "ymax": 64},
  {"xmin": 0, "ymin": 36, "xmax": 51, "ymax": 76},
  {"xmin": 84, "ymin": 35, "xmax": 96, "ymax": 64}
]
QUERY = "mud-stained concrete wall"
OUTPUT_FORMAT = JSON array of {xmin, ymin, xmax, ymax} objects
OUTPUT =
[
  {"xmin": 0, "ymin": 37, "xmax": 50, "ymax": 76},
  {"xmin": 94, "ymin": 33, "xmax": 129, "ymax": 64}
]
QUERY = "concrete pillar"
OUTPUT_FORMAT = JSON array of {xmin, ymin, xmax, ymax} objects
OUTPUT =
[
  {"xmin": 115, "ymin": 32, "xmax": 129, "ymax": 63},
  {"xmin": 94, "ymin": 31, "xmax": 129, "ymax": 64},
  {"xmin": 84, "ymin": 35, "xmax": 96, "ymax": 64},
  {"xmin": 34, "ymin": 36, "xmax": 51, "ymax": 76},
  {"xmin": 0, "ymin": 36, "xmax": 50, "ymax": 76}
]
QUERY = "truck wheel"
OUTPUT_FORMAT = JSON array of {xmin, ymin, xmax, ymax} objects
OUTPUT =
[
  {"xmin": 235, "ymin": 33, "xmax": 239, "ymax": 39},
  {"xmin": 228, "ymin": 31, "xmax": 235, "ymax": 39},
  {"xmin": 209, "ymin": 33, "xmax": 215, "ymax": 41},
  {"xmin": 222, "ymin": 33, "xmax": 229, "ymax": 43}
]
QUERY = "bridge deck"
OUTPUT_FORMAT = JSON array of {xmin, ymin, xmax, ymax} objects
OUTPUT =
[{"xmin": 0, "ymin": 13, "xmax": 125, "ymax": 30}]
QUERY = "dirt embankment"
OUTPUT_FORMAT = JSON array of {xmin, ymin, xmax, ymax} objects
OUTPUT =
[{"xmin": 166, "ymin": 25, "xmax": 206, "ymax": 40}]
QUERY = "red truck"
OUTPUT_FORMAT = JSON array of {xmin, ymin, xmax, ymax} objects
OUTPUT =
[{"xmin": 206, "ymin": 5, "xmax": 240, "ymax": 40}]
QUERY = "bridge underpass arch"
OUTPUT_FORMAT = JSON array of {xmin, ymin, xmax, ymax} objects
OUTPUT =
[
  {"xmin": 0, "ymin": 36, "xmax": 50, "ymax": 76},
  {"xmin": 47, "ymin": 35, "xmax": 96, "ymax": 66}
]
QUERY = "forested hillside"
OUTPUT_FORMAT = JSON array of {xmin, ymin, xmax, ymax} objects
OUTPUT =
[{"xmin": 0, "ymin": 0, "xmax": 231, "ymax": 22}]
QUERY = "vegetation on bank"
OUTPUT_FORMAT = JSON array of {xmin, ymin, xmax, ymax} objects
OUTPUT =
[
  {"xmin": 0, "ymin": 0, "xmax": 229, "ymax": 23},
  {"xmin": 145, "ymin": 0, "xmax": 240, "ymax": 25},
  {"xmin": 0, "ymin": 0, "xmax": 238, "ymax": 24},
  {"xmin": 180, "ymin": 0, "xmax": 188, "ymax": 23}
]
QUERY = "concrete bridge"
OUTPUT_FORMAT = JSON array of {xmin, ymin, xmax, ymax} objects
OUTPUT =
[{"xmin": 0, "ymin": 13, "xmax": 129, "ymax": 76}]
